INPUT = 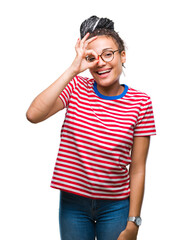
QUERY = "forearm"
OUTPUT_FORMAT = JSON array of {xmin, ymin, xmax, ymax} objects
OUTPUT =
[
  {"xmin": 26, "ymin": 34, "xmax": 98, "ymax": 124},
  {"xmin": 125, "ymin": 171, "xmax": 145, "ymax": 233},
  {"xmin": 128, "ymin": 171, "xmax": 145, "ymax": 217},
  {"xmin": 26, "ymin": 66, "xmax": 76, "ymax": 123},
  {"xmin": 117, "ymin": 172, "xmax": 145, "ymax": 240},
  {"xmin": 125, "ymin": 136, "xmax": 150, "ymax": 232}
]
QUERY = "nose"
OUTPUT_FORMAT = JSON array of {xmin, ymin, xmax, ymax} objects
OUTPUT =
[{"xmin": 97, "ymin": 55, "xmax": 106, "ymax": 66}]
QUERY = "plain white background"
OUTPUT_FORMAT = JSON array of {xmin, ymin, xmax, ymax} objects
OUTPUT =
[{"xmin": 0, "ymin": 0, "xmax": 181, "ymax": 239}]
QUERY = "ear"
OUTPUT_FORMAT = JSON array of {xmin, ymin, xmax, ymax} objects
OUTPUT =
[{"xmin": 120, "ymin": 51, "xmax": 126, "ymax": 64}]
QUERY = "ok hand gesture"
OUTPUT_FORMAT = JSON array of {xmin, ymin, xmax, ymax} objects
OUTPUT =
[{"xmin": 71, "ymin": 32, "xmax": 98, "ymax": 75}]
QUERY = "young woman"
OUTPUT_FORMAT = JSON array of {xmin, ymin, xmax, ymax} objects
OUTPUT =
[{"xmin": 26, "ymin": 16, "xmax": 156, "ymax": 240}]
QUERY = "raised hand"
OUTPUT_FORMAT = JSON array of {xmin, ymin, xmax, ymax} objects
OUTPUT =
[{"xmin": 70, "ymin": 32, "xmax": 99, "ymax": 75}]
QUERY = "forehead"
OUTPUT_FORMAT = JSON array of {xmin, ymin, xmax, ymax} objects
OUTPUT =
[{"xmin": 87, "ymin": 36, "xmax": 118, "ymax": 52}]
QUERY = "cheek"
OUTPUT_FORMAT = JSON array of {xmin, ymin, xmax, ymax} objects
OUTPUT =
[{"xmin": 113, "ymin": 62, "xmax": 122, "ymax": 75}]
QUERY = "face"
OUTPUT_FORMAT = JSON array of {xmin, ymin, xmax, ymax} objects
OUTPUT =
[{"xmin": 87, "ymin": 36, "xmax": 126, "ymax": 87}]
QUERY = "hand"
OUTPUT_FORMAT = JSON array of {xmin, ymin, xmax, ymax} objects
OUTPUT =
[
  {"xmin": 70, "ymin": 32, "xmax": 98, "ymax": 75},
  {"xmin": 117, "ymin": 223, "xmax": 138, "ymax": 240},
  {"xmin": 117, "ymin": 229, "xmax": 137, "ymax": 240}
]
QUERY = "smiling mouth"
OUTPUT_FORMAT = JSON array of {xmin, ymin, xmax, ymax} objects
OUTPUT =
[{"xmin": 96, "ymin": 69, "xmax": 112, "ymax": 75}]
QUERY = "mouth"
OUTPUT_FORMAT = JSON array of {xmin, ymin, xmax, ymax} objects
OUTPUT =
[{"xmin": 95, "ymin": 68, "xmax": 112, "ymax": 78}]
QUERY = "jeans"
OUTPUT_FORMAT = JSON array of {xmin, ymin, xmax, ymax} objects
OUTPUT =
[{"xmin": 59, "ymin": 191, "xmax": 129, "ymax": 240}]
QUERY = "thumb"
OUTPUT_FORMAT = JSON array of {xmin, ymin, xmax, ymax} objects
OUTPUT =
[{"xmin": 87, "ymin": 59, "xmax": 99, "ymax": 69}]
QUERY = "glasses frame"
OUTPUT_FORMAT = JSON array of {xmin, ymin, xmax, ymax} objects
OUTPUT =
[{"xmin": 86, "ymin": 49, "xmax": 122, "ymax": 63}]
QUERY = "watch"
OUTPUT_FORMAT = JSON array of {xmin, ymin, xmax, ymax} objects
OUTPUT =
[{"xmin": 128, "ymin": 216, "xmax": 142, "ymax": 226}]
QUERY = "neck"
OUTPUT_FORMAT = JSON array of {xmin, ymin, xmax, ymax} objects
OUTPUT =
[{"xmin": 96, "ymin": 80, "xmax": 123, "ymax": 97}]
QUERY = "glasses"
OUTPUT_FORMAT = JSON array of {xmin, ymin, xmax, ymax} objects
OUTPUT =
[{"xmin": 86, "ymin": 49, "xmax": 121, "ymax": 63}]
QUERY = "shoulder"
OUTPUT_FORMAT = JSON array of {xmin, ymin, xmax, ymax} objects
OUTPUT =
[
  {"xmin": 126, "ymin": 86, "xmax": 151, "ymax": 102},
  {"xmin": 76, "ymin": 75, "xmax": 94, "ymax": 83},
  {"xmin": 75, "ymin": 75, "xmax": 94, "ymax": 88}
]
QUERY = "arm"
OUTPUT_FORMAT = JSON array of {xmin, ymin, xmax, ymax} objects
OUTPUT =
[
  {"xmin": 26, "ymin": 33, "xmax": 98, "ymax": 124},
  {"xmin": 26, "ymin": 67, "xmax": 76, "ymax": 123},
  {"xmin": 118, "ymin": 136, "xmax": 150, "ymax": 240}
]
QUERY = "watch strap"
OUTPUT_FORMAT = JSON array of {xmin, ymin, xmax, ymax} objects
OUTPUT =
[
  {"xmin": 128, "ymin": 217, "xmax": 136, "ymax": 222},
  {"xmin": 127, "ymin": 216, "xmax": 142, "ymax": 226}
]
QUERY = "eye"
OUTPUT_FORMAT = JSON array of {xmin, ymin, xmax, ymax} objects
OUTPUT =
[
  {"xmin": 103, "ymin": 51, "xmax": 113, "ymax": 58},
  {"xmin": 86, "ymin": 55, "xmax": 96, "ymax": 62}
]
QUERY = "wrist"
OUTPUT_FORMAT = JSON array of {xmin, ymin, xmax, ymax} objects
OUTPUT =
[
  {"xmin": 128, "ymin": 216, "xmax": 142, "ymax": 227},
  {"xmin": 67, "ymin": 65, "xmax": 79, "ymax": 78},
  {"xmin": 126, "ymin": 221, "xmax": 139, "ymax": 233}
]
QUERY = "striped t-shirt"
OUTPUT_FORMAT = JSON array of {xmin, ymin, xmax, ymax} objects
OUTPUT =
[{"xmin": 51, "ymin": 75, "xmax": 156, "ymax": 200}]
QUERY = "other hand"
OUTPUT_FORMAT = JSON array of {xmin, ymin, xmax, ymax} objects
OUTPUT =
[{"xmin": 117, "ymin": 225, "xmax": 138, "ymax": 240}]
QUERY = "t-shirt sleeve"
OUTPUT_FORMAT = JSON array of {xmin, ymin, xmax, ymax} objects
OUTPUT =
[
  {"xmin": 134, "ymin": 97, "xmax": 156, "ymax": 136},
  {"xmin": 59, "ymin": 76, "xmax": 78, "ymax": 108}
]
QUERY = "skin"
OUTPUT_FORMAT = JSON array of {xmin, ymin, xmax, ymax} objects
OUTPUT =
[
  {"xmin": 117, "ymin": 136, "xmax": 150, "ymax": 240},
  {"xmin": 87, "ymin": 35, "xmax": 126, "ymax": 97},
  {"xmin": 26, "ymin": 33, "xmax": 98, "ymax": 123},
  {"xmin": 26, "ymin": 33, "xmax": 151, "ymax": 240}
]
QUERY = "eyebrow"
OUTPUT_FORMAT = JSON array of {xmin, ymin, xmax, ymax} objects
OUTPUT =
[{"xmin": 102, "ymin": 48, "xmax": 113, "ymax": 51}]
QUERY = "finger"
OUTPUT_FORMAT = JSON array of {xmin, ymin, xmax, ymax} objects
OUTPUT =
[
  {"xmin": 81, "ymin": 32, "xmax": 90, "ymax": 42},
  {"xmin": 75, "ymin": 38, "xmax": 80, "ymax": 50},
  {"xmin": 87, "ymin": 59, "xmax": 99, "ymax": 69},
  {"xmin": 84, "ymin": 36, "xmax": 97, "ymax": 49},
  {"xmin": 85, "ymin": 50, "xmax": 98, "ymax": 62},
  {"xmin": 80, "ymin": 32, "xmax": 90, "ymax": 48},
  {"xmin": 87, "ymin": 36, "xmax": 97, "ymax": 44}
]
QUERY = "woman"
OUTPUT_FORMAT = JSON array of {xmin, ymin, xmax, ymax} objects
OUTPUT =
[{"xmin": 26, "ymin": 16, "xmax": 156, "ymax": 240}]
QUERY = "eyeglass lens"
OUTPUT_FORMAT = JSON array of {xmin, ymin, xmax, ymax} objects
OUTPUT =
[{"xmin": 86, "ymin": 50, "xmax": 115, "ymax": 63}]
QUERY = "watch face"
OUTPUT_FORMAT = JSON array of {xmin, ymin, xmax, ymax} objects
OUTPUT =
[{"xmin": 136, "ymin": 217, "xmax": 142, "ymax": 226}]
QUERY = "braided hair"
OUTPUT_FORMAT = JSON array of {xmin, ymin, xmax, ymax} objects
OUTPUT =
[{"xmin": 80, "ymin": 15, "xmax": 125, "ymax": 52}]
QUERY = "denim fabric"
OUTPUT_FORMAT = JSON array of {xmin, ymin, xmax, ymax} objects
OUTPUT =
[{"xmin": 59, "ymin": 191, "xmax": 129, "ymax": 240}]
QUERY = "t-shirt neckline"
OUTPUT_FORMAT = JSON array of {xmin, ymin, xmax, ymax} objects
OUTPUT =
[{"xmin": 93, "ymin": 81, "xmax": 128, "ymax": 100}]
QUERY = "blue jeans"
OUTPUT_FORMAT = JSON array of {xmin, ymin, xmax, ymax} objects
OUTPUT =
[{"xmin": 59, "ymin": 191, "xmax": 129, "ymax": 240}]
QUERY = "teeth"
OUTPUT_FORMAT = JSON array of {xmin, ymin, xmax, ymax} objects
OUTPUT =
[{"xmin": 97, "ymin": 70, "xmax": 111, "ymax": 74}]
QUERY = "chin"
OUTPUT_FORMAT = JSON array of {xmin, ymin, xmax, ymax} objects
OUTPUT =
[{"xmin": 94, "ymin": 74, "xmax": 120, "ymax": 87}]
